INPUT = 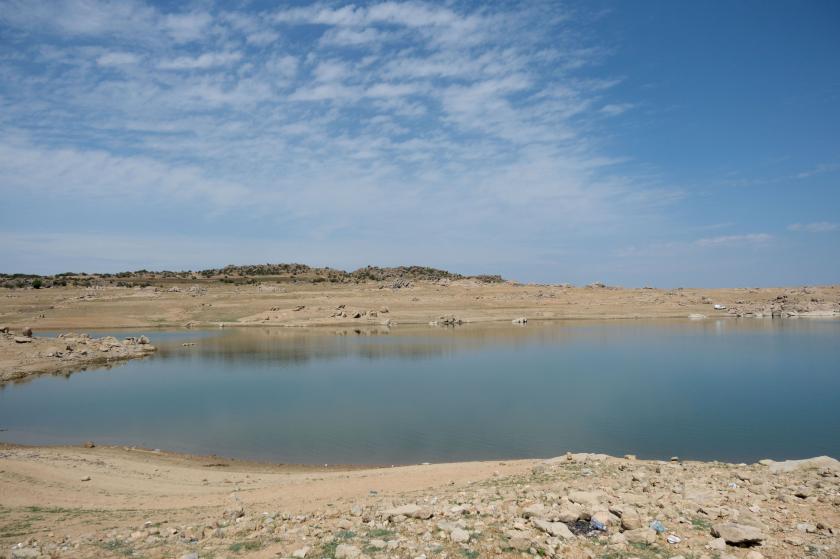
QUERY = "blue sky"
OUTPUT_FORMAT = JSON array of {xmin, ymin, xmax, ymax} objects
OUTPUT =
[{"xmin": 0, "ymin": 0, "xmax": 838, "ymax": 286}]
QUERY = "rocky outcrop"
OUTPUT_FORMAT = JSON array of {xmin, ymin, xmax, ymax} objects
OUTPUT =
[{"xmin": 0, "ymin": 331, "xmax": 156, "ymax": 384}]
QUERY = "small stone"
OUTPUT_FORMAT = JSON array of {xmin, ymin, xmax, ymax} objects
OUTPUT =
[
  {"xmin": 81, "ymin": 475, "xmax": 91, "ymax": 481},
  {"xmin": 796, "ymin": 522, "xmax": 817, "ymax": 533},
  {"xmin": 383, "ymin": 504, "xmax": 433, "ymax": 520},
  {"xmin": 292, "ymin": 546, "xmax": 310, "ymax": 558},
  {"xmin": 450, "ymin": 528, "xmax": 470, "ymax": 543},
  {"xmin": 22, "ymin": 326, "xmax": 33, "ymax": 337},
  {"xmin": 334, "ymin": 543, "xmax": 361, "ymax": 559},
  {"xmin": 707, "ymin": 537, "xmax": 727, "ymax": 551},
  {"xmin": 624, "ymin": 528, "xmax": 657, "ymax": 545},
  {"xmin": 84, "ymin": 441, "xmax": 96, "ymax": 448},
  {"xmin": 179, "ymin": 553, "xmax": 199, "ymax": 559}
]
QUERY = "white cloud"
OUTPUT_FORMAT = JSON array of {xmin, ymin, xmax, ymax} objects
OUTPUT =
[
  {"xmin": 96, "ymin": 51, "xmax": 140, "ymax": 67},
  {"xmin": 695, "ymin": 234, "xmax": 772, "ymax": 247},
  {"xmin": 788, "ymin": 222, "xmax": 839, "ymax": 233},
  {"xmin": 600, "ymin": 103, "xmax": 634, "ymax": 116},
  {"xmin": 0, "ymin": 1, "xmax": 684, "ymax": 278},
  {"xmin": 157, "ymin": 52, "xmax": 243, "ymax": 70},
  {"xmin": 162, "ymin": 11, "xmax": 212, "ymax": 43}
]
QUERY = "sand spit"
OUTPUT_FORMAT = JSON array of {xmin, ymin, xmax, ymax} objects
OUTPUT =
[
  {"xmin": 0, "ymin": 445, "xmax": 837, "ymax": 558},
  {"xmin": 0, "ymin": 330, "xmax": 155, "ymax": 385}
]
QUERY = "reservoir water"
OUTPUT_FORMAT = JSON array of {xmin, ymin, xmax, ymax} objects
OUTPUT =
[{"xmin": 1, "ymin": 319, "xmax": 838, "ymax": 464}]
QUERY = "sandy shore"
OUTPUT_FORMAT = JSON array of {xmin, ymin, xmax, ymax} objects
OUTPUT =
[
  {"xmin": 1, "ymin": 443, "xmax": 837, "ymax": 558},
  {"xmin": 2, "ymin": 281, "xmax": 838, "ymax": 332}
]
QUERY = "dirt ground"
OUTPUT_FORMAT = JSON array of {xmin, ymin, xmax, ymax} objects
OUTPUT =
[{"xmin": 2, "ymin": 280, "xmax": 837, "ymax": 331}]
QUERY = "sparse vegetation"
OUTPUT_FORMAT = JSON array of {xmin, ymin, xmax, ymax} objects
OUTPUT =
[{"xmin": 0, "ymin": 263, "xmax": 504, "ymax": 289}]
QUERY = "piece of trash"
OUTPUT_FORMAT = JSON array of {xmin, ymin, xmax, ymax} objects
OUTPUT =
[
  {"xmin": 713, "ymin": 304, "xmax": 727, "ymax": 310},
  {"xmin": 728, "ymin": 482, "xmax": 738, "ymax": 489},
  {"xmin": 667, "ymin": 534, "xmax": 681, "ymax": 544},
  {"xmin": 589, "ymin": 518, "xmax": 607, "ymax": 531},
  {"xmin": 650, "ymin": 520, "xmax": 666, "ymax": 533}
]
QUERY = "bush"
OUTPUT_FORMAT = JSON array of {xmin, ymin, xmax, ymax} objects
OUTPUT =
[{"xmin": 31, "ymin": 279, "xmax": 43, "ymax": 289}]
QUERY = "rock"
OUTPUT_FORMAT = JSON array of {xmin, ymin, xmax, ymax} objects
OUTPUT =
[
  {"xmin": 512, "ymin": 317, "xmax": 528, "ymax": 324},
  {"xmin": 763, "ymin": 456, "xmax": 840, "ymax": 474},
  {"xmin": 21, "ymin": 326, "xmax": 33, "ymax": 337},
  {"xmin": 745, "ymin": 552, "xmax": 764, "ymax": 559},
  {"xmin": 590, "ymin": 509, "xmax": 615, "ymax": 528},
  {"xmin": 450, "ymin": 527, "xmax": 470, "ymax": 543},
  {"xmin": 383, "ymin": 504, "xmax": 433, "ymax": 520},
  {"xmin": 503, "ymin": 529, "xmax": 532, "ymax": 551},
  {"xmin": 0, "ymin": 325, "xmax": 8, "ymax": 333},
  {"xmin": 522, "ymin": 503, "xmax": 546, "ymax": 518},
  {"xmin": 567, "ymin": 490, "xmax": 605, "ymax": 511},
  {"xmin": 81, "ymin": 475, "xmax": 91, "ymax": 481},
  {"xmin": 624, "ymin": 528, "xmax": 657, "ymax": 545},
  {"xmin": 334, "ymin": 543, "xmax": 361, "ymax": 559},
  {"xmin": 11, "ymin": 548, "xmax": 40, "ymax": 559},
  {"xmin": 707, "ymin": 537, "xmax": 727, "ymax": 551},
  {"xmin": 224, "ymin": 503, "xmax": 245, "ymax": 520},
  {"xmin": 796, "ymin": 522, "xmax": 817, "ymax": 533},
  {"xmin": 292, "ymin": 546, "xmax": 310, "ymax": 558},
  {"xmin": 711, "ymin": 522, "xmax": 764, "ymax": 546},
  {"xmin": 84, "ymin": 440, "xmax": 96, "ymax": 448},
  {"xmin": 620, "ymin": 509, "xmax": 642, "ymax": 530},
  {"xmin": 137, "ymin": 335, "xmax": 150, "ymax": 344},
  {"xmin": 179, "ymin": 554, "xmax": 199, "ymax": 559},
  {"xmin": 531, "ymin": 518, "xmax": 574, "ymax": 539},
  {"xmin": 557, "ymin": 503, "xmax": 583, "ymax": 523},
  {"xmin": 14, "ymin": 336, "xmax": 32, "ymax": 343}
]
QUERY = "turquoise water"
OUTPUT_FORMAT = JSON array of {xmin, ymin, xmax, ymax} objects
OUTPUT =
[{"xmin": 1, "ymin": 319, "xmax": 839, "ymax": 464}]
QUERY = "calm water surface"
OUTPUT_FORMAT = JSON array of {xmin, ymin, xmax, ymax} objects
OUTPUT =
[{"xmin": 1, "ymin": 319, "xmax": 839, "ymax": 464}]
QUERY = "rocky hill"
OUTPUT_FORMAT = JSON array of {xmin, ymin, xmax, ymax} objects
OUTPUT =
[{"xmin": 0, "ymin": 264, "xmax": 504, "ymax": 289}]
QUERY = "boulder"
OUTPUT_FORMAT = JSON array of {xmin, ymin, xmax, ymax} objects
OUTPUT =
[
  {"xmin": 619, "ymin": 509, "xmax": 642, "ymax": 530},
  {"xmin": 531, "ymin": 518, "xmax": 574, "ymax": 539},
  {"xmin": 522, "ymin": 503, "xmax": 546, "ymax": 518},
  {"xmin": 763, "ymin": 456, "xmax": 840, "ymax": 474},
  {"xmin": 21, "ymin": 326, "xmax": 33, "ymax": 337},
  {"xmin": 711, "ymin": 522, "xmax": 765, "ymax": 546},
  {"xmin": 383, "ymin": 504, "xmax": 433, "ymax": 520}
]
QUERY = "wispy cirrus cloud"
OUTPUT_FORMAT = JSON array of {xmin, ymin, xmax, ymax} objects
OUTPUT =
[
  {"xmin": 788, "ymin": 222, "xmax": 839, "ymax": 233},
  {"xmin": 0, "ymin": 0, "xmax": 700, "ymax": 280},
  {"xmin": 695, "ymin": 234, "xmax": 772, "ymax": 247}
]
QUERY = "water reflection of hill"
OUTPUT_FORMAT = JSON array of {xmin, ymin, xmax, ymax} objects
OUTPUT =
[{"xmin": 154, "ymin": 318, "xmax": 830, "ymax": 365}]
